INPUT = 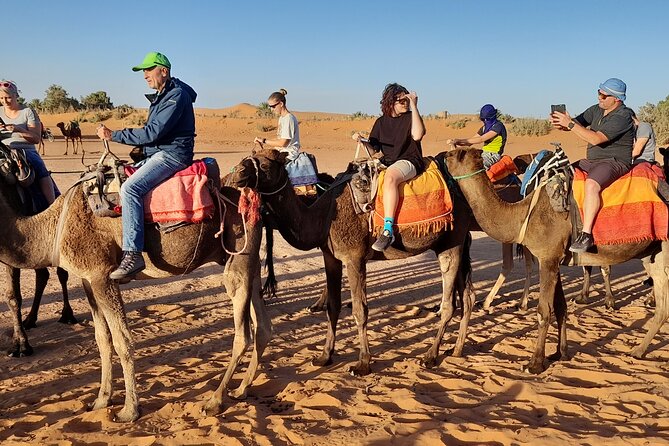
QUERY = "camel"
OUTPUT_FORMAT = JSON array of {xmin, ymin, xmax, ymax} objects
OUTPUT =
[
  {"xmin": 0, "ymin": 170, "xmax": 270, "ymax": 421},
  {"xmin": 445, "ymin": 148, "xmax": 669, "ymax": 373},
  {"xmin": 56, "ymin": 121, "xmax": 83, "ymax": 155},
  {"xmin": 0, "ymin": 141, "xmax": 76, "ymax": 356},
  {"xmin": 231, "ymin": 148, "xmax": 474, "ymax": 376}
]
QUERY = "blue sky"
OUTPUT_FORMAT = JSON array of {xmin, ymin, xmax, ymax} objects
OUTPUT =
[{"xmin": 6, "ymin": 0, "xmax": 669, "ymax": 117}]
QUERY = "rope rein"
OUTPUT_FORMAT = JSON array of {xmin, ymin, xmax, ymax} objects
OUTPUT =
[{"xmin": 451, "ymin": 168, "xmax": 486, "ymax": 181}]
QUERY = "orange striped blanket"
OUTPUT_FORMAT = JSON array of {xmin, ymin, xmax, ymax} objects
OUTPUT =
[
  {"xmin": 572, "ymin": 163, "xmax": 668, "ymax": 245},
  {"xmin": 373, "ymin": 159, "xmax": 453, "ymax": 235},
  {"xmin": 124, "ymin": 160, "xmax": 215, "ymax": 223}
]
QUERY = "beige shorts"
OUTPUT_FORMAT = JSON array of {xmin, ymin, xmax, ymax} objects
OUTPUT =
[{"xmin": 386, "ymin": 159, "xmax": 418, "ymax": 182}]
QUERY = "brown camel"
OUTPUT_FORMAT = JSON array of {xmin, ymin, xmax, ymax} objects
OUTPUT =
[
  {"xmin": 0, "ymin": 175, "xmax": 270, "ymax": 421},
  {"xmin": 0, "ymin": 141, "xmax": 76, "ymax": 357},
  {"xmin": 56, "ymin": 121, "xmax": 83, "ymax": 155},
  {"xmin": 445, "ymin": 148, "xmax": 669, "ymax": 373},
  {"xmin": 231, "ymin": 148, "xmax": 473, "ymax": 376}
]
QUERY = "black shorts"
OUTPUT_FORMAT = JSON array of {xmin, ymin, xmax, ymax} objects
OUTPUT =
[{"xmin": 574, "ymin": 158, "xmax": 631, "ymax": 189}]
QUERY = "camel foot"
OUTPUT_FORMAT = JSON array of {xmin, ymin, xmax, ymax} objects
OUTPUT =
[
  {"xmin": 308, "ymin": 302, "xmax": 326, "ymax": 313},
  {"xmin": 605, "ymin": 301, "xmax": 616, "ymax": 311},
  {"xmin": 8, "ymin": 341, "xmax": 33, "ymax": 357},
  {"xmin": 348, "ymin": 361, "xmax": 371, "ymax": 377},
  {"xmin": 644, "ymin": 295, "xmax": 656, "ymax": 308},
  {"xmin": 63, "ymin": 152, "xmax": 68, "ymax": 155},
  {"xmin": 22, "ymin": 317, "xmax": 37, "ymax": 330},
  {"xmin": 113, "ymin": 405, "xmax": 140, "ymax": 423},
  {"xmin": 311, "ymin": 354, "xmax": 333, "ymax": 367},
  {"xmin": 203, "ymin": 397, "xmax": 223, "ymax": 416},
  {"xmin": 522, "ymin": 360, "xmax": 546, "ymax": 374},
  {"xmin": 228, "ymin": 386, "xmax": 248, "ymax": 401},
  {"xmin": 547, "ymin": 351, "xmax": 563, "ymax": 361},
  {"xmin": 421, "ymin": 354, "xmax": 438, "ymax": 369},
  {"xmin": 575, "ymin": 295, "xmax": 589, "ymax": 305},
  {"xmin": 88, "ymin": 396, "xmax": 112, "ymax": 411},
  {"xmin": 630, "ymin": 346, "xmax": 647, "ymax": 359},
  {"xmin": 58, "ymin": 312, "xmax": 78, "ymax": 325}
]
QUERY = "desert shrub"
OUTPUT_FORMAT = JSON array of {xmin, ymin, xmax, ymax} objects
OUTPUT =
[
  {"xmin": 638, "ymin": 98, "xmax": 669, "ymax": 145},
  {"xmin": 498, "ymin": 113, "xmax": 515, "ymax": 123},
  {"xmin": 256, "ymin": 123, "xmax": 276, "ymax": 132},
  {"xmin": 256, "ymin": 102, "xmax": 273, "ymax": 119},
  {"xmin": 449, "ymin": 118, "xmax": 470, "ymax": 129},
  {"xmin": 509, "ymin": 118, "xmax": 552, "ymax": 137},
  {"xmin": 349, "ymin": 111, "xmax": 372, "ymax": 120},
  {"xmin": 125, "ymin": 111, "xmax": 148, "ymax": 126},
  {"xmin": 89, "ymin": 110, "xmax": 113, "ymax": 123},
  {"xmin": 114, "ymin": 104, "xmax": 135, "ymax": 119},
  {"xmin": 77, "ymin": 111, "xmax": 89, "ymax": 123},
  {"xmin": 227, "ymin": 110, "xmax": 241, "ymax": 119}
]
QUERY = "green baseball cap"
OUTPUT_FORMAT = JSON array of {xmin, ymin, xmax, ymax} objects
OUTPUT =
[{"xmin": 132, "ymin": 51, "xmax": 171, "ymax": 72}]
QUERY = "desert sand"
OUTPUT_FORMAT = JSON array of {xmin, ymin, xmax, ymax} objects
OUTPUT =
[{"xmin": 0, "ymin": 107, "xmax": 667, "ymax": 445}]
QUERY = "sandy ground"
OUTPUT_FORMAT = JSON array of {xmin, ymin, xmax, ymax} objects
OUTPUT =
[{"xmin": 0, "ymin": 109, "xmax": 668, "ymax": 445}]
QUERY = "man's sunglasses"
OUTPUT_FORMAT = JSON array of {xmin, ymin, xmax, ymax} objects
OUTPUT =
[{"xmin": 268, "ymin": 102, "xmax": 281, "ymax": 108}]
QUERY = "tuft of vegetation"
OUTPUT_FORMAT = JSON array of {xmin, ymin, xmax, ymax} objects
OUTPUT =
[
  {"xmin": 114, "ymin": 105, "xmax": 135, "ymax": 120},
  {"xmin": 349, "ymin": 111, "xmax": 372, "ymax": 120},
  {"xmin": 256, "ymin": 123, "xmax": 276, "ymax": 132},
  {"xmin": 638, "ymin": 97, "xmax": 669, "ymax": 145},
  {"xmin": 509, "ymin": 118, "xmax": 552, "ymax": 137},
  {"xmin": 449, "ymin": 118, "xmax": 470, "ymax": 129},
  {"xmin": 89, "ymin": 111, "xmax": 113, "ymax": 123},
  {"xmin": 125, "ymin": 111, "xmax": 148, "ymax": 126},
  {"xmin": 256, "ymin": 102, "xmax": 273, "ymax": 119}
]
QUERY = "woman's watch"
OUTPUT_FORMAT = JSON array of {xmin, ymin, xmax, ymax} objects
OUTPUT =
[{"xmin": 567, "ymin": 121, "xmax": 575, "ymax": 130}]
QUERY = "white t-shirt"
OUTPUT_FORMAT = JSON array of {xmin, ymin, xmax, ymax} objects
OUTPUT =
[
  {"xmin": 277, "ymin": 113, "xmax": 300, "ymax": 160},
  {"xmin": 0, "ymin": 106, "xmax": 40, "ymax": 150}
]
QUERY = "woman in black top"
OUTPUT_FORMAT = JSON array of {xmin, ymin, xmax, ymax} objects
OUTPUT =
[{"xmin": 364, "ymin": 83, "xmax": 425, "ymax": 251}]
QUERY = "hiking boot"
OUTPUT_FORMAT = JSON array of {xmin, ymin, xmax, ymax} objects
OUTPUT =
[
  {"xmin": 110, "ymin": 251, "xmax": 146, "ymax": 280},
  {"xmin": 372, "ymin": 229, "xmax": 395, "ymax": 252},
  {"xmin": 569, "ymin": 232, "xmax": 594, "ymax": 253}
]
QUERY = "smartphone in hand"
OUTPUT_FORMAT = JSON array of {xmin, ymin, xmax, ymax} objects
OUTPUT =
[{"xmin": 551, "ymin": 104, "xmax": 566, "ymax": 114}]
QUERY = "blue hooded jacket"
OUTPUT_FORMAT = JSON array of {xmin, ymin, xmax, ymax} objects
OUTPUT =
[{"xmin": 111, "ymin": 77, "xmax": 197, "ymax": 165}]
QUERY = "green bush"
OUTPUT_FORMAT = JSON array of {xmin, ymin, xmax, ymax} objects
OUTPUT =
[
  {"xmin": 89, "ymin": 111, "xmax": 113, "ymax": 123},
  {"xmin": 349, "ymin": 111, "xmax": 372, "ymax": 120},
  {"xmin": 256, "ymin": 102, "xmax": 273, "ymax": 119},
  {"xmin": 125, "ymin": 112, "xmax": 147, "ymax": 126},
  {"xmin": 114, "ymin": 105, "xmax": 135, "ymax": 119},
  {"xmin": 256, "ymin": 123, "xmax": 276, "ymax": 132},
  {"xmin": 509, "ymin": 118, "xmax": 552, "ymax": 137},
  {"xmin": 449, "ymin": 118, "xmax": 470, "ymax": 129}
]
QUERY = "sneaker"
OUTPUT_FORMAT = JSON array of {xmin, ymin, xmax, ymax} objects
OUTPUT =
[
  {"xmin": 569, "ymin": 232, "xmax": 594, "ymax": 253},
  {"xmin": 110, "ymin": 251, "xmax": 146, "ymax": 280},
  {"xmin": 372, "ymin": 229, "xmax": 395, "ymax": 252}
]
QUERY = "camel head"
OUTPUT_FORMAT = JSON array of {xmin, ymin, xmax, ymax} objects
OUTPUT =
[
  {"xmin": 231, "ymin": 148, "xmax": 290, "ymax": 193},
  {"xmin": 444, "ymin": 148, "xmax": 484, "ymax": 177},
  {"xmin": 56, "ymin": 122, "xmax": 65, "ymax": 130}
]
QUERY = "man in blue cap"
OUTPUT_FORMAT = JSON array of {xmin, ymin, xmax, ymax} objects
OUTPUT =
[
  {"xmin": 97, "ymin": 51, "xmax": 197, "ymax": 280},
  {"xmin": 550, "ymin": 78, "xmax": 635, "ymax": 253}
]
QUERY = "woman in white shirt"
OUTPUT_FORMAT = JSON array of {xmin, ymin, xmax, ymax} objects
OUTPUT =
[{"xmin": 254, "ymin": 89, "xmax": 300, "ymax": 160}]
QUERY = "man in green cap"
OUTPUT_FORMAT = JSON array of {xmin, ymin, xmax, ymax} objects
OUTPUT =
[{"xmin": 97, "ymin": 51, "xmax": 197, "ymax": 280}]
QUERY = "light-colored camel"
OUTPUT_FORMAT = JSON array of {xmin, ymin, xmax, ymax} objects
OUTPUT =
[
  {"xmin": 0, "ymin": 177, "xmax": 270, "ymax": 421},
  {"xmin": 445, "ymin": 148, "xmax": 669, "ymax": 373},
  {"xmin": 231, "ymin": 148, "xmax": 474, "ymax": 376},
  {"xmin": 56, "ymin": 121, "xmax": 83, "ymax": 155}
]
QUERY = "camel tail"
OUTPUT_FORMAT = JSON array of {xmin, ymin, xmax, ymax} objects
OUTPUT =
[{"xmin": 262, "ymin": 224, "xmax": 278, "ymax": 299}]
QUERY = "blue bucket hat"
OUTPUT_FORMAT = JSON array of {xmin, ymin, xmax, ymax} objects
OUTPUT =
[
  {"xmin": 599, "ymin": 78, "xmax": 626, "ymax": 101},
  {"xmin": 480, "ymin": 104, "xmax": 497, "ymax": 120}
]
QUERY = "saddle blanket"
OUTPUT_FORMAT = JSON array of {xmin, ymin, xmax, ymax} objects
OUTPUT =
[
  {"xmin": 286, "ymin": 152, "xmax": 318, "ymax": 187},
  {"xmin": 373, "ymin": 159, "xmax": 453, "ymax": 235},
  {"xmin": 125, "ymin": 160, "xmax": 215, "ymax": 223},
  {"xmin": 572, "ymin": 163, "xmax": 668, "ymax": 245}
]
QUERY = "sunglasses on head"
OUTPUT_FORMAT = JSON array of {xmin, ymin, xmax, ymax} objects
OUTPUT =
[{"xmin": 0, "ymin": 82, "xmax": 15, "ymax": 89}]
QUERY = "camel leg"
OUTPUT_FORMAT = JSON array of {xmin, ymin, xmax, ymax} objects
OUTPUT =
[
  {"xmin": 204, "ymin": 254, "xmax": 255, "ymax": 415},
  {"xmin": 577, "ymin": 266, "xmax": 593, "ymax": 304},
  {"xmin": 86, "ymin": 277, "xmax": 139, "ymax": 422},
  {"xmin": 601, "ymin": 266, "xmax": 615, "ymax": 310},
  {"xmin": 347, "ymin": 255, "xmax": 371, "ymax": 376},
  {"xmin": 4, "ymin": 266, "xmax": 33, "ymax": 357},
  {"xmin": 423, "ymin": 246, "xmax": 462, "ymax": 367},
  {"xmin": 229, "ymin": 272, "xmax": 272, "ymax": 400},
  {"xmin": 548, "ymin": 273, "xmax": 568, "ymax": 361},
  {"xmin": 309, "ymin": 287, "xmax": 328, "ymax": 313},
  {"xmin": 54, "ymin": 267, "xmax": 76, "ymax": 324},
  {"xmin": 482, "ymin": 243, "xmax": 513, "ymax": 311},
  {"xmin": 631, "ymin": 257, "xmax": 669, "ymax": 358},
  {"xmin": 313, "ymin": 248, "xmax": 343, "ymax": 367},
  {"xmin": 518, "ymin": 246, "xmax": 534, "ymax": 311},
  {"xmin": 526, "ymin": 259, "xmax": 562, "ymax": 374},
  {"xmin": 22, "ymin": 268, "xmax": 49, "ymax": 329},
  {"xmin": 63, "ymin": 139, "xmax": 68, "ymax": 155}
]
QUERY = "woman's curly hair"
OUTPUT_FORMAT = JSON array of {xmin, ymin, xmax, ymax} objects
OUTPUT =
[{"xmin": 380, "ymin": 83, "xmax": 409, "ymax": 116}]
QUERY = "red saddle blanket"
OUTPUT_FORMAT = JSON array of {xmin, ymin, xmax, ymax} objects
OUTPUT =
[
  {"xmin": 373, "ymin": 159, "xmax": 454, "ymax": 235},
  {"xmin": 572, "ymin": 163, "xmax": 668, "ymax": 245},
  {"xmin": 124, "ymin": 160, "xmax": 215, "ymax": 223}
]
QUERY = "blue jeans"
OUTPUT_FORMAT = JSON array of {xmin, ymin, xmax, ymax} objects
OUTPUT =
[{"xmin": 121, "ymin": 151, "xmax": 188, "ymax": 252}]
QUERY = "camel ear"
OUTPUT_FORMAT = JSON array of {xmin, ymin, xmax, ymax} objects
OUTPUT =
[{"xmin": 660, "ymin": 147, "xmax": 668, "ymax": 157}]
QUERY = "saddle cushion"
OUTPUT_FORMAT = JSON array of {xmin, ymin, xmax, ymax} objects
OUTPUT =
[
  {"xmin": 373, "ymin": 159, "xmax": 453, "ymax": 235},
  {"xmin": 125, "ymin": 159, "xmax": 215, "ymax": 223},
  {"xmin": 285, "ymin": 151, "xmax": 318, "ymax": 187},
  {"xmin": 572, "ymin": 163, "xmax": 668, "ymax": 245}
]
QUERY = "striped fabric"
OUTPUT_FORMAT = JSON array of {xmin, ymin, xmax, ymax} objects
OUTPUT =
[
  {"xmin": 373, "ymin": 159, "xmax": 454, "ymax": 236},
  {"xmin": 572, "ymin": 163, "xmax": 668, "ymax": 245}
]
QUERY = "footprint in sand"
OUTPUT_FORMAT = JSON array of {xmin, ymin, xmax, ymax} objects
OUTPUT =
[{"xmin": 136, "ymin": 304, "xmax": 187, "ymax": 319}]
